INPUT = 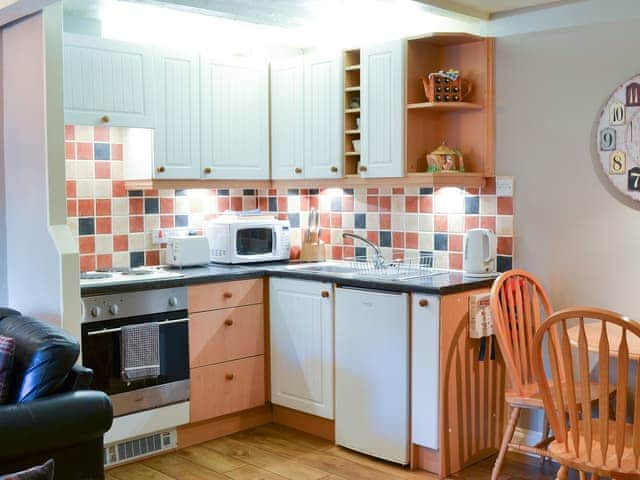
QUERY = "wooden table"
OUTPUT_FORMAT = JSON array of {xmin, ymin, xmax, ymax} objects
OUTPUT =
[{"xmin": 566, "ymin": 322, "xmax": 640, "ymax": 360}]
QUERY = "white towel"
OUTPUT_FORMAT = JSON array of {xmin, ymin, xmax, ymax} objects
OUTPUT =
[{"xmin": 120, "ymin": 323, "xmax": 160, "ymax": 382}]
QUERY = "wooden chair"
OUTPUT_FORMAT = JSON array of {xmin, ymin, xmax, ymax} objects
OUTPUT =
[{"xmin": 533, "ymin": 307, "xmax": 640, "ymax": 480}]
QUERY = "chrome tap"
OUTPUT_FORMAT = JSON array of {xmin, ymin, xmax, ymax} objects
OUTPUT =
[{"xmin": 342, "ymin": 232, "xmax": 385, "ymax": 269}]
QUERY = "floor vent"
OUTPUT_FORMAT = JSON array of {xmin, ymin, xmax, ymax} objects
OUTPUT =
[{"xmin": 104, "ymin": 429, "xmax": 176, "ymax": 466}]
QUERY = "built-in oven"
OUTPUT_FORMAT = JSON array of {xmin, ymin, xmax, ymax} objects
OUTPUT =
[{"xmin": 81, "ymin": 287, "xmax": 189, "ymax": 417}]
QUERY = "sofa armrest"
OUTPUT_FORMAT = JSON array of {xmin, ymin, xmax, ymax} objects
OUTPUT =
[
  {"xmin": 0, "ymin": 308, "xmax": 20, "ymax": 320},
  {"xmin": 61, "ymin": 364, "xmax": 94, "ymax": 391},
  {"xmin": 0, "ymin": 391, "xmax": 113, "ymax": 459}
]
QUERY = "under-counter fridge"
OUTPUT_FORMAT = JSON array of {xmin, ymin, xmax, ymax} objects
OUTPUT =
[{"xmin": 335, "ymin": 286, "xmax": 410, "ymax": 465}]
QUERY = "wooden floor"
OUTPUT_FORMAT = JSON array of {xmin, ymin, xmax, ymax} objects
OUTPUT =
[{"xmin": 107, "ymin": 423, "xmax": 571, "ymax": 480}]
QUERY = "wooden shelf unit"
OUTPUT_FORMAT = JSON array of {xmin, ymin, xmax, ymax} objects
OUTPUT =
[
  {"xmin": 405, "ymin": 33, "xmax": 494, "ymax": 178},
  {"xmin": 344, "ymin": 48, "xmax": 361, "ymax": 176}
]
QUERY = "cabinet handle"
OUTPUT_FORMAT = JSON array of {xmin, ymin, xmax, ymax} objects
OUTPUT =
[
  {"xmin": 359, "ymin": 165, "xmax": 368, "ymax": 172},
  {"xmin": 203, "ymin": 167, "xmax": 212, "ymax": 174},
  {"xmin": 224, "ymin": 318, "xmax": 233, "ymax": 326},
  {"xmin": 330, "ymin": 166, "xmax": 339, "ymax": 173},
  {"xmin": 223, "ymin": 292, "xmax": 233, "ymax": 299},
  {"xmin": 321, "ymin": 291, "xmax": 330, "ymax": 298},
  {"xmin": 225, "ymin": 373, "xmax": 234, "ymax": 381},
  {"xmin": 294, "ymin": 167, "xmax": 302, "ymax": 174},
  {"xmin": 157, "ymin": 166, "xmax": 166, "ymax": 173},
  {"xmin": 419, "ymin": 299, "xmax": 429, "ymax": 307},
  {"xmin": 100, "ymin": 115, "xmax": 110, "ymax": 124}
]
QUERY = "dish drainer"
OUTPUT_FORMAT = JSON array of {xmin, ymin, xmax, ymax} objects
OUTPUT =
[{"xmin": 343, "ymin": 252, "xmax": 444, "ymax": 280}]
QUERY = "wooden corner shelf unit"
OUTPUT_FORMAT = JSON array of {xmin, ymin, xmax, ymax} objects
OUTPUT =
[{"xmin": 344, "ymin": 48, "xmax": 361, "ymax": 176}]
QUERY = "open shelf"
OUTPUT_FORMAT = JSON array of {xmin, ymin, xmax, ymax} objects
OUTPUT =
[
  {"xmin": 345, "ymin": 108, "xmax": 360, "ymax": 114},
  {"xmin": 345, "ymin": 65, "xmax": 360, "ymax": 71},
  {"xmin": 344, "ymin": 48, "xmax": 362, "ymax": 177},
  {"xmin": 344, "ymin": 152, "xmax": 360, "ymax": 156},
  {"xmin": 345, "ymin": 86, "xmax": 361, "ymax": 92},
  {"xmin": 407, "ymin": 101, "xmax": 482, "ymax": 111},
  {"xmin": 345, "ymin": 129, "xmax": 360, "ymax": 134}
]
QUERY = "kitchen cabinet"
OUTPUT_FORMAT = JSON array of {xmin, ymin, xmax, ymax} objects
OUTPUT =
[
  {"xmin": 153, "ymin": 48, "xmax": 201, "ymax": 179},
  {"xmin": 201, "ymin": 56, "xmax": 269, "ymax": 180},
  {"xmin": 63, "ymin": 34, "xmax": 154, "ymax": 128},
  {"xmin": 359, "ymin": 39, "xmax": 405, "ymax": 178},
  {"xmin": 269, "ymin": 278, "xmax": 334, "ymax": 419}
]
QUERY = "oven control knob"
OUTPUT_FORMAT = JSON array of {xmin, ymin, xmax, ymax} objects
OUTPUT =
[
  {"xmin": 90, "ymin": 306, "xmax": 102, "ymax": 317},
  {"xmin": 109, "ymin": 304, "xmax": 120, "ymax": 315},
  {"xmin": 168, "ymin": 296, "xmax": 178, "ymax": 307}
]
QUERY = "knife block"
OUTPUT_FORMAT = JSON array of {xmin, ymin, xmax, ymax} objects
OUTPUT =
[{"xmin": 300, "ymin": 241, "xmax": 326, "ymax": 262}]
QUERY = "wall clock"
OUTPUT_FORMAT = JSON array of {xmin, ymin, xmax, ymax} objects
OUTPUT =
[{"xmin": 597, "ymin": 74, "xmax": 640, "ymax": 200}]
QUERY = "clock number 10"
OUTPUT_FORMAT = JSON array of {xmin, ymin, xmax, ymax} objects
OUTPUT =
[{"xmin": 610, "ymin": 102, "xmax": 626, "ymax": 126}]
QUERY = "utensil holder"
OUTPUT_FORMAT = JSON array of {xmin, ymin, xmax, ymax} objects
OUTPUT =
[{"xmin": 300, "ymin": 241, "xmax": 326, "ymax": 262}]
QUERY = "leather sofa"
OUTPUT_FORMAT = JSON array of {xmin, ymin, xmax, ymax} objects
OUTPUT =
[{"xmin": 0, "ymin": 308, "xmax": 113, "ymax": 479}]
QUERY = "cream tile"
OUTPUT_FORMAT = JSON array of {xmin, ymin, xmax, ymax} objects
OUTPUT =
[
  {"xmin": 391, "ymin": 196, "xmax": 404, "ymax": 212},
  {"xmin": 190, "ymin": 197, "xmax": 203, "ymax": 213},
  {"xmin": 391, "ymin": 213, "xmax": 405, "ymax": 231},
  {"xmin": 175, "ymin": 197, "xmax": 190, "ymax": 214},
  {"xmin": 145, "ymin": 232, "xmax": 155, "ymax": 250},
  {"xmin": 434, "ymin": 188, "xmax": 464, "ymax": 214},
  {"xmin": 112, "ymin": 252, "xmax": 129, "ymax": 268},
  {"xmin": 75, "ymin": 125, "xmax": 93, "ymax": 142},
  {"xmin": 404, "ymin": 186, "xmax": 419, "ymax": 195},
  {"xmin": 112, "ymin": 198, "xmax": 129, "ymax": 216},
  {"xmin": 65, "ymin": 160, "xmax": 76, "ymax": 180},
  {"xmin": 242, "ymin": 197, "xmax": 257, "ymax": 211},
  {"xmin": 379, "ymin": 187, "xmax": 392, "ymax": 195},
  {"xmin": 353, "ymin": 196, "xmax": 367, "ymax": 212},
  {"xmin": 76, "ymin": 180, "xmax": 94, "ymax": 198},
  {"xmin": 159, "ymin": 189, "xmax": 174, "ymax": 197},
  {"xmin": 159, "ymin": 249, "xmax": 168, "ymax": 265},
  {"xmin": 287, "ymin": 195, "xmax": 300, "ymax": 212},
  {"xmin": 480, "ymin": 196, "xmax": 497, "ymax": 215},
  {"xmin": 94, "ymin": 179, "xmax": 112, "ymax": 198},
  {"xmin": 448, "ymin": 214, "xmax": 464, "ymax": 233},
  {"xmin": 189, "ymin": 213, "xmax": 204, "ymax": 227},
  {"xmin": 419, "ymin": 214, "xmax": 434, "ymax": 232},
  {"xmin": 204, "ymin": 196, "xmax": 217, "ymax": 213},
  {"xmin": 496, "ymin": 215, "xmax": 513, "ymax": 236},
  {"xmin": 230, "ymin": 188, "xmax": 243, "ymax": 196},
  {"xmin": 289, "ymin": 228, "xmax": 301, "ymax": 246},
  {"xmin": 434, "ymin": 251, "xmax": 449, "ymax": 269},
  {"xmin": 67, "ymin": 217, "xmax": 78, "ymax": 236},
  {"xmin": 95, "ymin": 235, "xmax": 113, "ymax": 254},
  {"xmin": 319, "ymin": 195, "xmax": 331, "ymax": 211},
  {"xmin": 110, "ymin": 161, "xmax": 124, "ymax": 180},
  {"xmin": 110, "ymin": 127, "xmax": 124, "ymax": 143},
  {"xmin": 112, "ymin": 216, "xmax": 129, "ymax": 234},
  {"xmin": 75, "ymin": 160, "xmax": 94, "ymax": 179},
  {"xmin": 342, "ymin": 213, "xmax": 354, "ymax": 229},
  {"xmin": 404, "ymin": 214, "xmax": 420, "ymax": 232},
  {"xmin": 129, "ymin": 233, "xmax": 145, "ymax": 251},
  {"xmin": 380, "ymin": 247, "xmax": 393, "ymax": 261},
  {"xmin": 419, "ymin": 232, "xmax": 434, "ymax": 250},
  {"xmin": 365, "ymin": 213, "xmax": 379, "ymax": 230},
  {"xmin": 145, "ymin": 215, "xmax": 159, "ymax": 232},
  {"xmin": 330, "ymin": 229, "xmax": 343, "ymax": 244}
]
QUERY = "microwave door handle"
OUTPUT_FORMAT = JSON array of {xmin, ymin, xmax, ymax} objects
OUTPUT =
[{"xmin": 272, "ymin": 228, "xmax": 277, "ymax": 253}]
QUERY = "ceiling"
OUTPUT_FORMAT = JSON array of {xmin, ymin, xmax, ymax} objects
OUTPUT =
[{"xmin": 416, "ymin": 0, "xmax": 568, "ymax": 18}]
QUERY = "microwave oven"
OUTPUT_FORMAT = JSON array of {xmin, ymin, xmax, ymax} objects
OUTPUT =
[{"xmin": 205, "ymin": 216, "xmax": 291, "ymax": 264}]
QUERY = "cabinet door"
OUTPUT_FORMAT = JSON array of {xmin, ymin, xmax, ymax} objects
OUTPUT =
[
  {"xmin": 304, "ymin": 54, "xmax": 343, "ymax": 179},
  {"xmin": 63, "ymin": 34, "xmax": 154, "ymax": 128},
  {"xmin": 153, "ymin": 49, "xmax": 200, "ymax": 179},
  {"xmin": 270, "ymin": 57, "xmax": 304, "ymax": 180},
  {"xmin": 269, "ymin": 278, "xmax": 334, "ymax": 419},
  {"xmin": 411, "ymin": 293, "xmax": 440, "ymax": 450},
  {"xmin": 360, "ymin": 40, "xmax": 404, "ymax": 178},
  {"xmin": 201, "ymin": 56, "xmax": 269, "ymax": 179}
]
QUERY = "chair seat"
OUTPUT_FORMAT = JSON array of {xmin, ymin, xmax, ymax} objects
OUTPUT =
[
  {"xmin": 549, "ymin": 421, "xmax": 640, "ymax": 475},
  {"xmin": 506, "ymin": 382, "xmax": 616, "ymax": 409}
]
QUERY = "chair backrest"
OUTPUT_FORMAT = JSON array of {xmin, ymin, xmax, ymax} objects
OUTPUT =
[
  {"xmin": 490, "ymin": 269, "xmax": 553, "ymax": 395},
  {"xmin": 533, "ymin": 307, "xmax": 640, "ymax": 471}
]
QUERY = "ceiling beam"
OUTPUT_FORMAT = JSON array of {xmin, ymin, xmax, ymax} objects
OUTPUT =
[{"xmin": 412, "ymin": 0, "xmax": 490, "ymax": 20}]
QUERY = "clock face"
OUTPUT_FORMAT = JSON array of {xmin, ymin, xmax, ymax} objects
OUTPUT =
[{"xmin": 597, "ymin": 74, "xmax": 640, "ymax": 199}]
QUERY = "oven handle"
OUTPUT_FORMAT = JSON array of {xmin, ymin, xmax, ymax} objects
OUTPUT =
[{"xmin": 86, "ymin": 318, "xmax": 189, "ymax": 336}]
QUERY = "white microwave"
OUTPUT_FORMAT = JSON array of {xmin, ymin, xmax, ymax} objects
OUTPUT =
[{"xmin": 205, "ymin": 216, "xmax": 291, "ymax": 264}]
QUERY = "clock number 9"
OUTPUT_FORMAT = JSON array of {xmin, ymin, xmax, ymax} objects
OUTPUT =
[{"xmin": 600, "ymin": 127, "xmax": 616, "ymax": 151}]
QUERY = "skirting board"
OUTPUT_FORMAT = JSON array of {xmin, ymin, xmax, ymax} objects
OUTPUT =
[{"xmin": 272, "ymin": 405, "xmax": 335, "ymax": 442}]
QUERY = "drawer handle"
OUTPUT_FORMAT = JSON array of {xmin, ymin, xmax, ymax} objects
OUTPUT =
[
  {"xmin": 419, "ymin": 299, "xmax": 429, "ymax": 307},
  {"xmin": 224, "ymin": 318, "xmax": 233, "ymax": 326},
  {"xmin": 330, "ymin": 166, "xmax": 339, "ymax": 173},
  {"xmin": 223, "ymin": 292, "xmax": 233, "ymax": 299},
  {"xmin": 203, "ymin": 167, "xmax": 212, "ymax": 174},
  {"xmin": 157, "ymin": 166, "xmax": 166, "ymax": 173},
  {"xmin": 294, "ymin": 167, "xmax": 302, "ymax": 174},
  {"xmin": 100, "ymin": 115, "xmax": 110, "ymax": 124},
  {"xmin": 225, "ymin": 373, "xmax": 234, "ymax": 381},
  {"xmin": 359, "ymin": 165, "xmax": 368, "ymax": 172},
  {"xmin": 321, "ymin": 291, "xmax": 330, "ymax": 298}
]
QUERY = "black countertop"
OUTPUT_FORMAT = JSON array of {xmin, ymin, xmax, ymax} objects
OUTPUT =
[{"xmin": 80, "ymin": 262, "xmax": 497, "ymax": 297}]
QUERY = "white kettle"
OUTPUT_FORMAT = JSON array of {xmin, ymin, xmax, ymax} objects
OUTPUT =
[{"xmin": 463, "ymin": 228, "xmax": 497, "ymax": 277}]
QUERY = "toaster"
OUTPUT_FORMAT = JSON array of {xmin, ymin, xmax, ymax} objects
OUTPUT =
[{"xmin": 166, "ymin": 236, "xmax": 210, "ymax": 267}]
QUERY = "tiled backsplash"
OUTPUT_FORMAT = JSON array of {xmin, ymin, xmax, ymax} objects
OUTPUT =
[{"xmin": 65, "ymin": 126, "xmax": 514, "ymax": 272}]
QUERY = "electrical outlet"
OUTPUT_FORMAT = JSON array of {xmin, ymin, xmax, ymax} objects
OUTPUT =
[
  {"xmin": 496, "ymin": 177, "xmax": 514, "ymax": 197},
  {"xmin": 151, "ymin": 227, "xmax": 191, "ymax": 245}
]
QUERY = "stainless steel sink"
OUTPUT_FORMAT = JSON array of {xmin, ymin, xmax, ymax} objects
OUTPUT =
[
  {"xmin": 286, "ymin": 262, "xmax": 448, "ymax": 281},
  {"xmin": 286, "ymin": 263, "xmax": 359, "ymax": 274}
]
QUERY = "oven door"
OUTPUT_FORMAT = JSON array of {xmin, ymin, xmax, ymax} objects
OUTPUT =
[
  {"xmin": 81, "ymin": 310, "xmax": 190, "ymax": 416},
  {"xmin": 231, "ymin": 224, "xmax": 278, "ymax": 263}
]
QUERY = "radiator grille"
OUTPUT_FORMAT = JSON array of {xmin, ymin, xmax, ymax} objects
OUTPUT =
[{"xmin": 104, "ymin": 430, "xmax": 176, "ymax": 466}]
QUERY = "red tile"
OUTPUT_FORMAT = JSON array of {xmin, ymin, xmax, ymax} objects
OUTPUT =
[
  {"xmin": 435, "ymin": 215, "xmax": 448, "ymax": 232},
  {"xmin": 379, "ymin": 196, "xmax": 391, "ymax": 212},
  {"xmin": 268, "ymin": 189, "xmax": 277, "ymax": 196},
  {"xmin": 64, "ymin": 125, "xmax": 75, "ymax": 141},
  {"xmin": 342, "ymin": 196, "xmax": 354, "ymax": 212},
  {"xmin": 465, "ymin": 187, "xmax": 480, "ymax": 195},
  {"xmin": 217, "ymin": 197, "xmax": 229, "ymax": 212},
  {"xmin": 299, "ymin": 196, "xmax": 309, "ymax": 211},
  {"xmin": 367, "ymin": 196, "xmax": 379, "ymax": 212},
  {"xmin": 331, "ymin": 246, "xmax": 343, "ymax": 260},
  {"xmin": 111, "ymin": 144, "xmax": 123, "ymax": 161},
  {"xmin": 94, "ymin": 126, "xmax": 110, "ymax": 142},
  {"xmin": 342, "ymin": 233, "xmax": 354, "ymax": 245},
  {"xmin": 67, "ymin": 199, "xmax": 77, "ymax": 217},
  {"xmin": 113, "ymin": 235, "xmax": 128, "ymax": 252},
  {"xmin": 367, "ymin": 231, "xmax": 379, "ymax": 244},
  {"xmin": 129, "ymin": 198, "xmax": 143, "ymax": 215},
  {"xmin": 78, "ymin": 199, "xmax": 94, "ymax": 216},
  {"xmin": 145, "ymin": 250, "xmax": 160, "ymax": 266},
  {"xmin": 498, "ymin": 197, "xmax": 513, "ymax": 215},
  {"xmin": 498, "ymin": 236, "xmax": 513, "ymax": 255},
  {"xmin": 406, "ymin": 232, "xmax": 418, "ymax": 249},
  {"xmin": 129, "ymin": 216, "xmax": 144, "ymax": 233},
  {"xmin": 258, "ymin": 197, "xmax": 268, "ymax": 211},
  {"xmin": 380, "ymin": 213, "xmax": 391, "ymax": 230},
  {"xmin": 449, "ymin": 252, "xmax": 463, "ymax": 270},
  {"xmin": 160, "ymin": 215, "xmax": 174, "ymax": 228},
  {"xmin": 144, "ymin": 189, "xmax": 159, "ymax": 197},
  {"xmin": 465, "ymin": 215, "xmax": 480, "ymax": 231},
  {"xmin": 290, "ymin": 245, "xmax": 300, "ymax": 260},
  {"xmin": 278, "ymin": 197, "xmax": 288, "ymax": 212},
  {"xmin": 66, "ymin": 180, "xmax": 76, "ymax": 198},
  {"xmin": 482, "ymin": 177, "xmax": 496, "ymax": 195},
  {"xmin": 392, "ymin": 249, "xmax": 405, "ymax": 261},
  {"xmin": 80, "ymin": 254, "xmax": 96, "ymax": 272},
  {"xmin": 320, "ymin": 229, "xmax": 330, "ymax": 243},
  {"xmin": 95, "ymin": 161, "xmax": 111, "ymax": 179},
  {"xmin": 96, "ymin": 217, "xmax": 111, "ymax": 234},
  {"xmin": 231, "ymin": 196, "xmax": 243, "ymax": 211},
  {"xmin": 393, "ymin": 231, "xmax": 405, "ymax": 248},
  {"xmin": 96, "ymin": 254, "xmax": 112, "ymax": 270},
  {"xmin": 449, "ymin": 234, "xmax": 463, "ymax": 252},
  {"xmin": 330, "ymin": 213, "xmax": 342, "ymax": 228},
  {"xmin": 309, "ymin": 196, "xmax": 319, "ymax": 209},
  {"xmin": 76, "ymin": 142, "xmax": 93, "ymax": 160},
  {"xmin": 79, "ymin": 237, "xmax": 95, "ymax": 254},
  {"xmin": 367, "ymin": 188, "xmax": 379, "ymax": 195},
  {"xmin": 419, "ymin": 196, "xmax": 432, "ymax": 213},
  {"xmin": 320, "ymin": 213, "xmax": 330, "ymax": 228},
  {"xmin": 344, "ymin": 246, "xmax": 355, "ymax": 258},
  {"xmin": 392, "ymin": 187, "xmax": 404, "ymax": 195},
  {"xmin": 65, "ymin": 142, "xmax": 75, "ymax": 160},
  {"xmin": 160, "ymin": 198, "xmax": 174, "ymax": 214},
  {"xmin": 480, "ymin": 216, "xmax": 496, "ymax": 232},
  {"xmin": 111, "ymin": 181, "xmax": 125, "ymax": 197},
  {"xmin": 244, "ymin": 197, "xmax": 257, "ymax": 210},
  {"xmin": 405, "ymin": 196, "xmax": 418, "ymax": 213},
  {"xmin": 95, "ymin": 199, "xmax": 111, "ymax": 216}
]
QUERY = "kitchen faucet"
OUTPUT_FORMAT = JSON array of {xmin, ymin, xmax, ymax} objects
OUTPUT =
[{"xmin": 342, "ymin": 233, "xmax": 385, "ymax": 269}]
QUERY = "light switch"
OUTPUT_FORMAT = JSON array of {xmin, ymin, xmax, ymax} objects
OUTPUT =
[{"xmin": 496, "ymin": 177, "xmax": 514, "ymax": 197}]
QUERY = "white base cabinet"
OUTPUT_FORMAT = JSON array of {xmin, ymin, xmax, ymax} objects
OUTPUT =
[{"xmin": 269, "ymin": 278, "xmax": 334, "ymax": 419}]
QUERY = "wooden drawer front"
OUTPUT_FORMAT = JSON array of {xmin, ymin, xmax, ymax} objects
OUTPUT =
[
  {"xmin": 190, "ymin": 304, "xmax": 264, "ymax": 368},
  {"xmin": 188, "ymin": 279, "xmax": 263, "ymax": 313},
  {"xmin": 190, "ymin": 355, "xmax": 265, "ymax": 422}
]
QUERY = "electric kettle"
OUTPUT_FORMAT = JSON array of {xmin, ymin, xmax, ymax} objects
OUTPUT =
[{"xmin": 463, "ymin": 228, "xmax": 497, "ymax": 277}]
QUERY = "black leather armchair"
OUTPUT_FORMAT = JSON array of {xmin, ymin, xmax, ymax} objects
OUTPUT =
[{"xmin": 0, "ymin": 309, "xmax": 113, "ymax": 479}]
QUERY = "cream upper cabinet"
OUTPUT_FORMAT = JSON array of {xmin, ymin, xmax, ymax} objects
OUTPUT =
[
  {"xmin": 360, "ymin": 39, "xmax": 405, "ymax": 178},
  {"xmin": 63, "ymin": 34, "xmax": 154, "ymax": 128},
  {"xmin": 200, "ymin": 56, "xmax": 269, "ymax": 180},
  {"xmin": 304, "ymin": 53, "xmax": 344, "ymax": 179},
  {"xmin": 153, "ymin": 48, "xmax": 201, "ymax": 179},
  {"xmin": 270, "ymin": 57, "xmax": 304, "ymax": 180}
]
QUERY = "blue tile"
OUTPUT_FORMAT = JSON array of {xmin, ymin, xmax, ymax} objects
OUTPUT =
[
  {"xmin": 217, "ymin": 189, "xmax": 230, "ymax": 196},
  {"xmin": 243, "ymin": 189, "xmax": 256, "ymax": 196},
  {"xmin": 144, "ymin": 198, "xmax": 159, "ymax": 214},
  {"xmin": 355, "ymin": 247, "xmax": 367, "ymax": 258},
  {"xmin": 128, "ymin": 190, "xmax": 143, "ymax": 197},
  {"xmin": 379, "ymin": 231, "xmax": 391, "ymax": 247},
  {"xmin": 354, "ymin": 213, "xmax": 366, "ymax": 229},
  {"xmin": 309, "ymin": 189, "xmax": 319, "ymax": 195},
  {"xmin": 288, "ymin": 188, "xmax": 299, "ymax": 195},
  {"xmin": 434, "ymin": 233, "xmax": 448, "ymax": 251},
  {"xmin": 420, "ymin": 187, "xmax": 433, "ymax": 195},
  {"xmin": 175, "ymin": 215, "xmax": 189, "ymax": 227},
  {"xmin": 129, "ymin": 251, "xmax": 145, "ymax": 268},
  {"xmin": 343, "ymin": 188, "xmax": 354, "ymax": 195},
  {"xmin": 94, "ymin": 143, "xmax": 110, "ymax": 160},
  {"xmin": 465, "ymin": 196, "xmax": 480, "ymax": 214},
  {"xmin": 497, "ymin": 255, "xmax": 513, "ymax": 273},
  {"xmin": 268, "ymin": 197, "xmax": 277, "ymax": 212},
  {"xmin": 78, "ymin": 218, "xmax": 95, "ymax": 236},
  {"xmin": 175, "ymin": 189, "xmax": 187, "ymax": 196},
  {"xmin": 331, "ymin": 197, "xmax": 342, "ymax": 212},
  {"xmin": 288, "ymin": 213, "xmax": 300, "ymax": 228}
]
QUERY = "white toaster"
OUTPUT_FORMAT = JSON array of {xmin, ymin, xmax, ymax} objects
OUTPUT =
[{"xmin": 166, "ymin": 236, "xmax": 210, "ymax": 267}]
